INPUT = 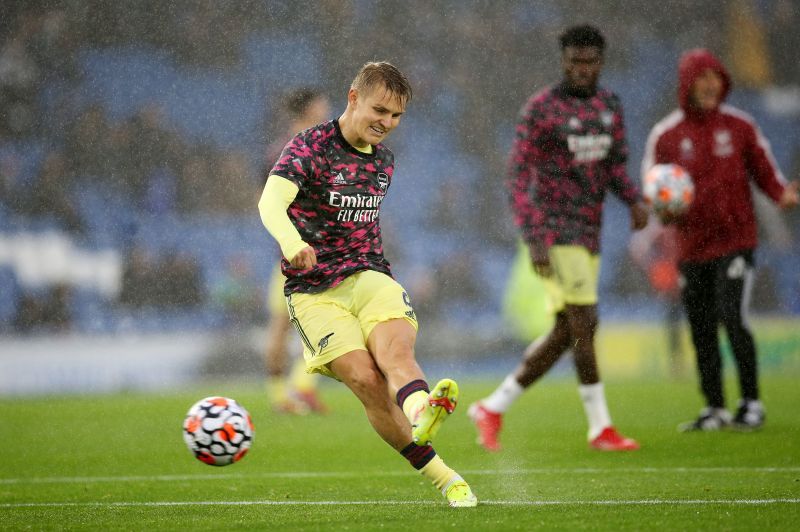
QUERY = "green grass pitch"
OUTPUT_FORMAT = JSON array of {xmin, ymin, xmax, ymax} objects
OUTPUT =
[{"xmin": 2, "ymin": 375, "xmax": 799, "ymax": 530}]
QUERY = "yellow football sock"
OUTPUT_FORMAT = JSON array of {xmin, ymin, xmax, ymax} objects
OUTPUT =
[
  {"xmin": 419, "ymin": 455, "xmax": 457, "ymax": 491},
  {"xmin": 289, "ymin": 359, "xmax": 317, "ymax": 392},
  {"xmin": 267, "ymin": 376, "xmax": 289, "ymax": 405},
  {"xmin": 401, "ymin": 390, "xmax": 429, "ymax": 422}
]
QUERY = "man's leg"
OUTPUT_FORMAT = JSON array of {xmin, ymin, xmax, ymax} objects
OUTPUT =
[
  {"xmin": 564, "ymin": 303, "xmax": 607, "ymax": 439},
  {"xmin": 330, "ymin": 349, "xmax": 415, "ymax": 450},
  {"xmin": 332, "ymin": 343, "xmax": 476, "ymax": 508},
  {"xmin": 365, "ymin": 318, "xmax": 424, "ymax": 397},
  {"xmin": 366, "ymin": 319, "xmax": 458, "ymax": 446},
  {"xmin": 678, "ymin": 260, "xmax": 730, "ymax": 431},
  {"xmin": 289, "ymin": 359, "xmax": 327, "ymax": 413},
  {"xmin": 467, "ymin": 314, "xmax": 571, "ymax": 452},
  {"xmin": 264, "ymin": 313, "xmax": 307, "ymax": 414},
  {"xmin": 717, "ymin": 253, "xmax": 758, "ymax": 401},
  {"xmin": 716, "ymin": 252, "xmax": 764, "ymax": 429},
  {"xmin": 562, "ymin": 303, "xmax": 637, "ymax": 450},
  {"xmin": 682, "ymin": 261, "xmax": 725, "ymax": 407},
  {"xmin": 564, "ymin": 304, "xmax": 599, "ymax": 385},
  {"xmin": 349, "ymin": 273, "xmax": 476, "ymax": 507},
  {"xmin": 516, "ymin": 312, "xmax": 573, "ymax": 386}
]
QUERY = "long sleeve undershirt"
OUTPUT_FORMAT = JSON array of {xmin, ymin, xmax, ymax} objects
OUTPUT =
[{"xmin": 258, "ymin": 175, "xmax": 308, "ymax": 261}]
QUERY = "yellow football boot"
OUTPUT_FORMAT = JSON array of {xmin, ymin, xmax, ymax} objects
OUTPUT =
[
  {"xmin": 411, "ymin": 378, "xmax": 459, "ymax": 446},
  {"xmin": 443, "ymin": 477, "xmax": 478, "ymax": 508}
]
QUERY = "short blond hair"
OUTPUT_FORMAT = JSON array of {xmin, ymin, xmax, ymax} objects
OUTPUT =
[{"xmin": 350, "ymin": 61, "xmax": 412, "ymax": 105}]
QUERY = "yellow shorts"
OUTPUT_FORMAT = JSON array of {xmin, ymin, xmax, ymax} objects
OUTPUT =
[
  {"xmin": 267, "ymin": 264, "xmax": 288, "ymax": 317},
  {"xmin": 286, "ymin": 270, "xmax": 418, "ymax": 379},
  {"xmin": 543, "ymin": 245, "xmax": 600, "ymax": 311}
]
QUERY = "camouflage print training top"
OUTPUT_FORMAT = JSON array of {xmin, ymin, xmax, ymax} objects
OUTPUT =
[
  {"xmin": 269, "ymin": 119, "xmax": 393, "ymax": 295},
  {"xmin": 507, "ymin": 83, "xmax": 641, "ymax": 253}
]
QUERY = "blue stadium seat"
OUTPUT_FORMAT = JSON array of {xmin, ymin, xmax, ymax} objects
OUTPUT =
[{"xmin": 0, "ymin": 267, "xmax": 21, "ymax": 329}]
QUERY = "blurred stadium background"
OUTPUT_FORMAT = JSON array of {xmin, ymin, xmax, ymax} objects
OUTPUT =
[{"xmin": 1, "ymin": 0, "xmax": 799, "ymax": 395}]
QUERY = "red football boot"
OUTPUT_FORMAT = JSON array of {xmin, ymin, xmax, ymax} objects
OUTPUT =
[
  {"xmin": 589, "ymin": 426, "xmax": 640, "ymax": 451},
  {"xmin": 295, "ymin": 390, "xmax": 329, "ymax": 414},
  {"xmin": 467, "ymin": 402, "xmax": 503, "ymax": 452}
]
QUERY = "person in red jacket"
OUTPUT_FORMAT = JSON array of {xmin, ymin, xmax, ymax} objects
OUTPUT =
[{"xmin": 642, "ymin": 49, "xmax": 799, "ymax": 432}]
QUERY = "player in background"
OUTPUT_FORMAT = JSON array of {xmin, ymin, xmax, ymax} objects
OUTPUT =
[
  {"xmin": 628, "ymin": 219, "xmax": 684, "ymax": 377},
  {"xmin": 468, "ymin": 25, "xmax": 648, "ymax": 452},
  {"xmin": 642, "ymin": 49, "xmax": 799, "ymax": 432},
  {"xmin": 258, "ymin": 62, "xmax": 476, "ymax": 507},
  {"xmin": 264, "ymin": 88, "xmax": 331, "ymax": 414}
]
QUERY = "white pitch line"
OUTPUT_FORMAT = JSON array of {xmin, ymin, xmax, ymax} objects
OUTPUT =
[
  {"xmin": 1, "ymin": 467, "xmax": 799, "ymax": 485},
  {"xmin": 2, "ymin": 498, "xmax": 799, "ymax": 509}
]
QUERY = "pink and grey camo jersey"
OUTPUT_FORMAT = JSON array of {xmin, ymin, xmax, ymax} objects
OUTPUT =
[
  {"xmin": 269, "ymin": 119, "xmax": 393, "ymax": 295},
  {"xmin": 507, "ymin": 83, "xmax": 641, "ymax": 253}
]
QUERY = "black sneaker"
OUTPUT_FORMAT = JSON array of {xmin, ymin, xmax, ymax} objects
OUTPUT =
[
  {"xmin": 732, "ymin": 399, "xmax": 765, "ymax": 431},
  {"xmin": 678, "ymin": 407, "xmax": 732, "ymax": 432}
]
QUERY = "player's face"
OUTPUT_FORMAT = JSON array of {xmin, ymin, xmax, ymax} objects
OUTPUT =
[
  {"xmin": 562, "ymin": 46, "xmax": 603, "ymax": 93},
  {"xmin": 349, "ymin": 84, "xmax": 406, "ymax": 147},
  {"xmin": 690, "ymin": 69, "xmax": 724, "ymax": 111}
]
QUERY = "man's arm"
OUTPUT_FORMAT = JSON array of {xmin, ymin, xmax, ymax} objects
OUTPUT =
[
  {"xmin": 606, "ymin": 100, "xmax": 647, "ymax": 230},
  {"xmin": 506, "ymin": 120, "xmax": 537, "ymax": 241},
  {"xmin": 258, "ymin": 175, "xmax": 317, "ymax": 270},
  {"xmin": 745, "ymin": 121, "xmax": 799, "ymax": 209},
  {"xmin": 506, "ymin": 100, "xmax": 551, "ymax": 275}
]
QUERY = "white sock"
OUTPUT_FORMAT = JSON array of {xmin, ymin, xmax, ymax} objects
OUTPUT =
[
  {"xmin": 481, "ymin": 375, "xmax": 524, "ymax": 413},
  {"xmin": 578, "ymin": 382, "xmax": 612, "ymax": 440}
]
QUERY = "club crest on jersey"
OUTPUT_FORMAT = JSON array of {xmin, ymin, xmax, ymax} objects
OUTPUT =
[
  {"xmin": 600, "ymin": 111, "xmax": 614, "ymax": 127},
  {"xmin": 713, "ymin": 129, "xmax": 733, "ymax": 158},
  {"xmin": 568, "ymin": 117, "xmax": 582, "ymax": 130},
  {"xmin": 377, "ymin": 173, "xmax": 389, "ymax": 191},
  {"xmin": 680, "ymin": 137, "xmax": 694, "ymax": 159},
  {"xmin": 333, "ymin": 172, "xmax": 347, "ymax": 185}
]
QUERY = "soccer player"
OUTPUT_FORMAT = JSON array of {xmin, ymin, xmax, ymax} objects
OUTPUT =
[
  {"xmin": 468, "ymin": 25, "xmax": 648, "ymax": 452},
  {"xmin": 642, "ymin": 49, "xmax": 799, "ymax": 432},
  {"xmin": 258, "ymin": 62, "xmax": 477, "ymax": 507},
  {"xmin": 264, "ymin": 88, "xmax": 332, "ymax": 414}
]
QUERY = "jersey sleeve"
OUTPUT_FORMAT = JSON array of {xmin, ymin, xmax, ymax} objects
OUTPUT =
[
  {"xmin": 506, "ymin": 100, "xmax": 546, "ymax": 243},
  {"xmin": 641, "ymin": 124, "xmax": 666, "ymax": 179},
  {"xmin": 605, "ymin": 98, "xmax": 641, "ymax": 205},
  {"xmin": 744, "ymin": 121, "xmax": 787, "ymax": 203},
  {"xmin": 258, "ymin": 175, "xmax": 308, "ymax": 261},
  {"xmin": 268, "ymin": 134, "xmax": 317, "ymax": 189}
]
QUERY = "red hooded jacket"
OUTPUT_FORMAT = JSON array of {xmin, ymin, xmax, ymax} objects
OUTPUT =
[{"xmin": 642, "ymin": 49, "xmax": 787, "ymax": 263}]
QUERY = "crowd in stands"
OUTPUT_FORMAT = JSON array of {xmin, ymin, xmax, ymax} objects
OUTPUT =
[
  {"xmin": 118, "ymin": 246, "xmax": 204, "ymax": 309},
  {"xmin": 1, "ymin": 0, "xmax": 798, "ymax": 338}
]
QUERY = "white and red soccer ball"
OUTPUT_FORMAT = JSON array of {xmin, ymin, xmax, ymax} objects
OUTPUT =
[
  {"xmin": 642, "ymin": 163, "xmax": 695, "ymax": 217},
  {"xmin": 183, "ymin": 396, "xmax": 254, "ymax": 466}
]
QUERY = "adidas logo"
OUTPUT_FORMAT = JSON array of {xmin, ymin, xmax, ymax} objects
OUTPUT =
[{"xmin": 333, "ymin": 172, "xmax": 347, "ymax": 185}]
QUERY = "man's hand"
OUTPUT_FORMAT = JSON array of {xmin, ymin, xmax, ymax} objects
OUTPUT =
[
  {"xmin": 658, "ymin": 209, "xmax": 683, "ymax": 225},
  {"xmin": 529, "ymin": 241, "xmax": 552, "ymax": 278},
  {"xmin": 290, "ymin": 246, "xmax": 317, "ymax": 270},
  {"xmin": 630, "ymin": 202, "xmax": 649, "ymax": 231},
  {"xmin": 779, "ymin": 181, "xmax": 799, "ymax": 209}
]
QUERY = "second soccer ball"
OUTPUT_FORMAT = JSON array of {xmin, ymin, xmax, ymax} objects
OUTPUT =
[{"xmin": 642, "ymin": 163, "xmax": 694, "ymax": 218}]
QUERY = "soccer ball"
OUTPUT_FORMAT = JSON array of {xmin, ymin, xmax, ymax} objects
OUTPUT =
[
  {"xmin": 642, "ymin": 163, "xmax": 695, "ymax": 217},
  {"xmin": 183, "ymin": 396, "xmax": 254, "ymax": 466}
]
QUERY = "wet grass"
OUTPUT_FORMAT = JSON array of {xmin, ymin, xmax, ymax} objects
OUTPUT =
[{"xmin": 2, "ymin": 375, "xmax": 799, "ymax": 530}]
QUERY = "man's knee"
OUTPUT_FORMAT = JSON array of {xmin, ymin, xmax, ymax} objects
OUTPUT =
[
  {"xmin": 345, "ymin": 364, "xmax": 387, "ymax": 400},
  {"xmin": 717, "ymin": 297, "xmax": 744, "ymax": 325},
  {"xmin": 565, "ymin": 305, "xmax": 598, "ymax": 336},
  {"xmin": 368, "ymin": 319, "xmax": 418, "ymax": 372}
]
